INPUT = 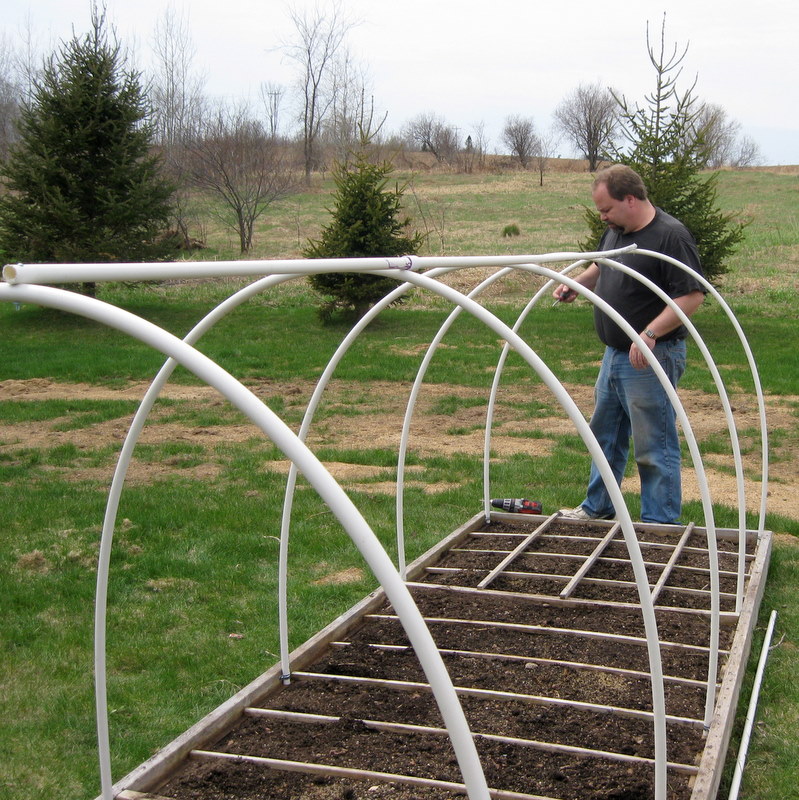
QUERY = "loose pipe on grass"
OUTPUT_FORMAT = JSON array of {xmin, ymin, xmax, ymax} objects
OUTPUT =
[{"xmin": 727, "ymin": 609, "xmax": 778, "ymax": 800}]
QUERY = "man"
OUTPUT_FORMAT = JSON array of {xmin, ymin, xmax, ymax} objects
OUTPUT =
[{"xmin": 553, "ymin": 164, "xmax": 706, "ymax": 525}]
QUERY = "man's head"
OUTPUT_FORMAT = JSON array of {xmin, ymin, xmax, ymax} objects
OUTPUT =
[{"xmin": 591, "ymin": 165, "xmax": 654, "ymax": 234}]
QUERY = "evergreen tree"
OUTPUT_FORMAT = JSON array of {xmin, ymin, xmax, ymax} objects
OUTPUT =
[
  {"xmin": 0, "ymin": 8, "xmax": 174, "ymax": 291},
  {"xmin": 305, "ymin": 148, "xmax": 424, "ymax": 320},
  {"xmin": 582, "ymin": 18, "xmax": 744, "ymax": 284}
]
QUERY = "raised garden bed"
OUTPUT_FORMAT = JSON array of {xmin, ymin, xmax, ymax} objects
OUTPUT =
[{"xmin": 110, "ymin": 513, "xmax": 771, "ymax": 800}]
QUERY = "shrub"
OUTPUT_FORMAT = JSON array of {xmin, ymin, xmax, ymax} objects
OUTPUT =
[{"xmin": 305, "ymin": 150, "xmax": 424, "ymax": 321}]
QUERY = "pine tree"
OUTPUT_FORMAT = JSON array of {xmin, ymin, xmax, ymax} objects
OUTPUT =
[
  {"xmin": 305, "ymin": 148, "xmax": 424, "ymax": 320},
  {"xmin": 582, "ymin": 18, "xmax": 744, "ymax": 283},
  {"xmin": 0, "ymin": 8, "xmax": 174, "ymax": 291}
]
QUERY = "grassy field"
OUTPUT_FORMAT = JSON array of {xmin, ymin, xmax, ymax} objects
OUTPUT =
[{"xmin": 1, "ymin": 164, "xmax": 798, "ymax": 799}]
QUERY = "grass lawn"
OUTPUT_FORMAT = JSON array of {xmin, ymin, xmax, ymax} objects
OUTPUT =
[{"xmin": 1, "ymin": 164, "xmax": 798, "ymax": 799}]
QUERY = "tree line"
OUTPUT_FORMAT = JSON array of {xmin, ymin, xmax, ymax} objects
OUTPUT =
[{"xmin": 0, "ymin": 4, "xmax": 746, "ymax": 303}]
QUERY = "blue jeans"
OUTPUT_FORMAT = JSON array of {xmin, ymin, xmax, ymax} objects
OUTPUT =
[{"xmin": 581, "ymin": 339, "xmax": 687, "ymax": 524}]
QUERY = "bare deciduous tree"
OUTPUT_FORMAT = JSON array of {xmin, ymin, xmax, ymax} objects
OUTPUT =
[
  {"xmin": 0, "ymin": 34, "xmax": 22, "ymax": 159},
  {"xmin": 149, "ymin": 6, "xmax": 206, "ymax": 147},
  {"xmin": 501, "ymin": 114, "xmax": 539, "ymax": 168},
  {"xmin": 325, "ymin": 50, "xmax": 386, "ymax": 163},
  {"xmin": 403, "ymin": 112, "xmax": 460, "ymax": 163},
  {"xmin": 148, "ymin": 6, "xmax": 208, "ymax": 249},
  {"xmin": 554, "ymin": 81, "xmax": 619, "ymax": 170},
  {"xmin": 186, "ymin": 104, "xmax": 298, "ymax": 253},
  {"xmin": 691, "ymin": 103, "xmax": 762, "ymax": 168},
  {"xmin": 532, "ymin": 129, "xmax": 559, "ymax": 186},
  {"xmin": 285, "ymin": 1, "xmax": 354, "ymax": 185},
  {"xmin": 732, "ymin": 134, "xmax": 762, "ymax": 168}
]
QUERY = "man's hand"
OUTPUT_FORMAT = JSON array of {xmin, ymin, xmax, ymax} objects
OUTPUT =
[
  {"xmin": 629, "ymin": 336, "xmax": 656, "ymax": 369},
  {"xmin": 552, "ymin": 284, "xmax": 577, "ymax": 303}
]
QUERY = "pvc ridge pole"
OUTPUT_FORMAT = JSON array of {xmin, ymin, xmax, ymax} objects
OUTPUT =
[
  {"xmin": 1, "ymin": 256, "xmax": 419, "ymax": 285},
  {"xmin": 2, "ymin": 246, "xmax": 637, "ymax": 286},
  {"xmin": 637, "ymin": 248, "xmax": 769, "ymax": 608},
  {"xmin": 727, "ymin": 609, "xmax": 777, "ymax": 800},
  {"xmin": 0, "ymin": 283, "xmax": 493, "ymax": 800},
  {"xmin": 384, "ymin": 270, "xmax": 669, "ymax": 800}
]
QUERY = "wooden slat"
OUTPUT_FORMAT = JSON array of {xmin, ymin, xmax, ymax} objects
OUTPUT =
[
  {"xmin": 477, "ymin": 513, "xmax": 559, "ymax": 588},
  {"xmin": 447, "ymin": 550, "xmax": 743, "ymax": 578},
  {"xmin": 244, "ymin": 707, "xmax": 699, "ymax": 774},
  {"xmin": 560, "ymin": 522, "xmax": 621, "ymax": 598},
  {"xmin": 189, "ymin": 749, "xmax": 559, "ymax": 800},
  {"xmin": 689, "ymin": 529, "xmax": 773, "ymax": 800},
  {"xmin": 407, "ymin": 580, "xmax": 741, "ymax": 624},
  {"xmin": 365, "ymin": 612, "xmax": 730, "ymax": 656},
  {"xmin": 330, "ymin": 641, "xmax": 714, "ymax": 689},
  {"xmin": 292, "ymin": 671, "xmax": 705, "ymax": 728},
  {"xmin": 651, "ymin": 522, "xmax": 696, "ymax": 604}
]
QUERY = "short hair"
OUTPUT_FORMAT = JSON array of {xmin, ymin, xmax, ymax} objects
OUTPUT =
[{"xmin": 593, "ymin": 165, "xmax": 648, "ymax": 201}]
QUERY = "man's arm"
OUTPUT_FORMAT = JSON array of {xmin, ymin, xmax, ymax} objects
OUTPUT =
[{"xmin": 629, "ymin": 290, "xmax": 705, "ymax": 369}]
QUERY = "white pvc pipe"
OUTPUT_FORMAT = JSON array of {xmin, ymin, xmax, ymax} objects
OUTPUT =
[
  {"xmin": 276, "ymin": 264, "xmax": 466, "ymax": 678},
  {"xmin": 727, "ymin": 609, "xmax": 777, "ymax": 800},
  {"xmin": 1, "ymin": 256, "xmax": 418, "ymax": 284},
  {"xmin": 373, "ymin": 269, "xmax": 670, "ymax": 800},
  {"xmin": 3, "ymin": 249, "xmax": 635, "ymax": 286},
  {"xmin": 79, "ymin": 247, "xmax": 665, "ymax": 796},
  {"xmin": 481, "ymin": 261, "xmax": 587, "ymax": 518},
  {"xmin": 637, "ymin": 250, "xmax": 770, "ymax": 603},
  {"xmin": 92, "ymin": 272, "xmax": 300, "ymax": 788},
  {"xmin": 1, "ymin": 245, "xmax": 750, "ymax": 800},
  {"xmin": 395, "ymin": 266, "xmax": 514, "ymax": 575},
  {"xmin": 0, "ymin": 282, "xmax": 493, "ymax": 800},
  {"xmin": 480, "ymin": 254, "xmax": 749, "ymax": 705},
  {"xmin": 513, "ymin": 265, "xmax": 721, "ymax": 729},
  {"xmin": 193, "ymin": 260, "xmax": 675, "ymax": 800},
  {"xmin": 392, "ymin": 245, "xmax": 634, "ymax": 557}
]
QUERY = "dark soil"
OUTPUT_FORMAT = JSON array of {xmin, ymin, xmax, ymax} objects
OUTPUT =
[{"xmin": 153, "ymin": 518, "xmax": 754, "ymax": 800}]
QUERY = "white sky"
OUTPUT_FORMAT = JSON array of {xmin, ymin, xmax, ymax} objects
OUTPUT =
[{"xmin": 4, "ymin": 0, "xmax": 798, "ymax": 164}]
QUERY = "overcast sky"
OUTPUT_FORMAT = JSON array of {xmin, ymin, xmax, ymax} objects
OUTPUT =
[{"xmin": 4, "ymin": 0, "xmax": 798, "ymax": 164}]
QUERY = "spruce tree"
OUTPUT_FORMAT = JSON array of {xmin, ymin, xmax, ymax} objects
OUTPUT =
[
  {"xmin": 583, "ymin": 19, "xmax": 744, "ymax": 283},
  {"xmin": 0, "ymin": 9, "xmax": 174, "ymax": 291},
  {"xmin": 305, "ymin": 148, "xmax": 424, "ymax": 320}
]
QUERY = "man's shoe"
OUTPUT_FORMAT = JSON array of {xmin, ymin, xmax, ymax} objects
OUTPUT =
[{"xmin": 558, "ymin": 505, "xmax": 614, "ymax": 521}]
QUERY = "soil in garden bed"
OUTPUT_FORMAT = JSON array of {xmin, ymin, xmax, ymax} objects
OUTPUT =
[{"xmin": 155, "ymin": 518, "xmax": 756, "ymax": 800}]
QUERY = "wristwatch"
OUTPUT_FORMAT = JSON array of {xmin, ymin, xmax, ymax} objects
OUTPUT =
[{"xmin": 644, "ymin": 328, "xmax": 657, "ymax": 340}]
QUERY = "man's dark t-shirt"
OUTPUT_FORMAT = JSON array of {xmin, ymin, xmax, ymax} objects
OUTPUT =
[{"xmin": 594, "ymin": 208, "xmax": 705, "ymax": 350}]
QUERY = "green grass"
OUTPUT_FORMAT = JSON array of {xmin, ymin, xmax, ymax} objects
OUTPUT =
[{"xmin": 1, "ymin": 166, "xmax": 798, "ymax": 799}]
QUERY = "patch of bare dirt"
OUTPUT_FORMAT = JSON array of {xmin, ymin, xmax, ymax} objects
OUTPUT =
[{"xmin": 1, "ymin": 377, "xmax": 797, "ymax": 520}]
